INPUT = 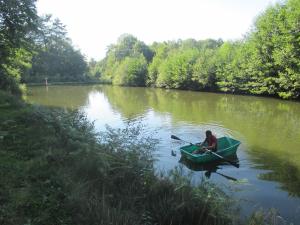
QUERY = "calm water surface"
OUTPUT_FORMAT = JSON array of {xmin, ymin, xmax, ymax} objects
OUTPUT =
[{"xmin": 27, "ymin": 85, "xmax": 300, "ymax": 224}]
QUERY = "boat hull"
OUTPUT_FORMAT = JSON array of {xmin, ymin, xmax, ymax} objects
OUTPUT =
[{"xmin": 180, "ymin": 137, "xmax": 241, "ymax": 164}]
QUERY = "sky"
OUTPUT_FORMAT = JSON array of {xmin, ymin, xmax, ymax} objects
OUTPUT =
[{"xmin": 37, "ymin": 0, "xmax": 279, "ymax": 60}]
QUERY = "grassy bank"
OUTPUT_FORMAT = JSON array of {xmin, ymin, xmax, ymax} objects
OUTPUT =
[{"xmin": 0, "ymin": 91, "xmax": 285, "ymax": 225}]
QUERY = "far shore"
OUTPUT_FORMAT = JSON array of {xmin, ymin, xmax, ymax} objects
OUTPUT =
[
  {"xmin": 25, "ymin": 81, "xmax": 107, "ymax": 86},
  {"xmin": 25, "ymin": 82, "xmax": 300, "ymax": 102}
]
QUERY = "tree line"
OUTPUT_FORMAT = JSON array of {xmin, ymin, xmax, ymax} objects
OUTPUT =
[
  {"xmin": 90, "ymin": 0, "xmax": 300, "ymax": 99},
  {"xmin": 1, "ymin": 0, "xmax": 299, "ymax": 99},
  {"xmin": 0, "ymin": 0, "xmax": 88, "ymax": 96}
]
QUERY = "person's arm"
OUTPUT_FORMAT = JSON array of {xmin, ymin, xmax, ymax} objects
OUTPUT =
[
  {"xmin": 193, "ymin": 138, "xmax": 207, "ymax": 154},
  {"xmin": 206, "ymin": 142, "xmax": 216, "ymax": 150},
  {"xmin": 198, "ymin": 138, "xmax": 208, "ymax": 147}
]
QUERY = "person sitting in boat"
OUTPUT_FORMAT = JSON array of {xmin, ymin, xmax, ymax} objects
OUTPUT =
[{"xmin": 193, "ymin": 130, "xmax": 217, "ymax": 154}]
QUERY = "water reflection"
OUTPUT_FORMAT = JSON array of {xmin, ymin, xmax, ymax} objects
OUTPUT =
[
  {"xmin": 102, "ymin": 86, "xmax": 300, "ymax": 166},
  {"xmin": 249, "ymin": 146, "xmax": 300, "ymax": 197},
  {"xmin": 101, "ymin": 86, "xmax": 150, "ymax": 119},
  {"xmin": 26, "ymin": 85, "xmax": 101, "ymax": 109},
  {"xmin": 179, "ymin": 154, "xmax": 239, "ymax": 181}
]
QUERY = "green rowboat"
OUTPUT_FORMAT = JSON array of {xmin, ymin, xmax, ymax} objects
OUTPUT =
[{"xmin": 180, "ymin": 136, "xmax": 241, "ymax": 164}]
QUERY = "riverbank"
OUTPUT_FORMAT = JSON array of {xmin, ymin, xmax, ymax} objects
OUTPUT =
[
  {"xmin": 25, "ymin": 80, "xmax": 107, "ymax": 86},
  {"xmin": 26, "ymin": 81, "xmax": 300, "ymax": 102},
  {"xmin": 0, "ymin": 90, "xmax": 286, "ymax": 225}
]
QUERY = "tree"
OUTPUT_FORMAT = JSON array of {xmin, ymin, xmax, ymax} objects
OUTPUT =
[
  {"xmin": 99, "ymin": 34, "xmax": 153, "ymax": 85},
  {"xmin": 192, "ymin": 49, "xmax": 217, "ymax": 90},
  {"xmin": 95, "ymin": 0, "xmax": 300, "ymax": 99},
  {"xmin": 87, "ymin": 58, "xmax": 102, "ymax": 79},
  {"xmin": 109, "ymin": 34, "xmax": 153, "ymax": 63},
  {"xmin": 113, "ymin": 55, "xmax": 147, "ymax": 86},
  {"xmin": 233, "ymin": 0, "xmax": 300, "ymax": 99},
  {"xmin": 0, "ymin": 0, "xmax": 38, "ymax": 94},
  {"xmin": 156, "ymin": 49, "xmax": 199, "ymax": 89},
  {"xmin": 22, "ymin": 15, "xmax": 87, "ymax": 83},
  {"xmin": 147, "ymin": 42, "xmax": 170, "ymax": 86},
  {"xmin": 215, "ymin": 41, "xmax": 246, "ymax": 93}
]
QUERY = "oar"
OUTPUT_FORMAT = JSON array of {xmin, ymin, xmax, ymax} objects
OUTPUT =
[
  {"xmin": 171, "ymin": 135, "xmax": 239, "ymax": 168},
  {"xmin": 205, "ymin": 150, "xmax": 239, "ymax": 168},
  {"xmin": 205, "ymin": 170, "xmax": 237, "ymax": 181},
  {"xmin": 214, "ymin": 171, "xmax": 238, "ymax": 181},
  {"xmin": 171, "ymin": 135, "xmax": 193, "ymax": 145}
]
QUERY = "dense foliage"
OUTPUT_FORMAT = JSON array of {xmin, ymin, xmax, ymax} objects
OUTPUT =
[
  {"xmin": 0, "ymin": 2, "xmax": 88, "ymax": 94},
  {"xmin": 0, "ymin": 0, "xmax": 38, "ymax": 95},
  {"xmin": 89, "ymin": 34, "xmax": 154, "ymax": 86},
  {"xmin": 92, "ymin": 0, "xmax": 300, "ymax": 99},
  {"xmin": 22, "ymin": 15, "xmax": 88, "ymax": 83}
]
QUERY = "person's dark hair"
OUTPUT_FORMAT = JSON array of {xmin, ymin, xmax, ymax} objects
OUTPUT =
[{"xmin": 206, "ymin": 130, "xmax": 212, "ymax": 137}]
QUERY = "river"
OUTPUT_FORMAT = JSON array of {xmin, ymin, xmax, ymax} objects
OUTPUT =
[{"xmin": 27, "ymin": 84, "xmax": 300, "ymax": 224}]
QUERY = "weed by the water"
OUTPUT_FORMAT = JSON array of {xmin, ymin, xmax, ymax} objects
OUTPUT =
[{"xmin": 247, "ymin": 208, "xmax": 292, "ymax": 225}]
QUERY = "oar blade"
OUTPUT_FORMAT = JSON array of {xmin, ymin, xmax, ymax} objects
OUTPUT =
[
  {"xmin": 171, "ymin": 135, "xmax": 181, "ymax": 141},
  {"xmin": 216, "ymin": 172, "xmax": 238, "ymax": 181}
]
